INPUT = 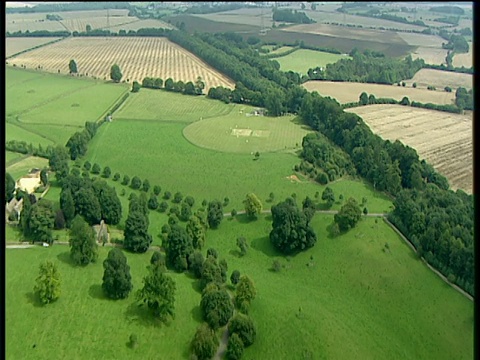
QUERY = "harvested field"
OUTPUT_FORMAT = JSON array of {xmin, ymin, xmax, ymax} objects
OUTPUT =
[
  {"xmin": 302, "ymin": 81, "xmax": 455, "ymax": 105},
  {"xmin": 194, "ymin": 7, "xmax": 272, "ymax": 27},
  {"xmin": 403, "ymin": 69, "xmax": 473, "ymax": 90},
  {"xmin": 56, "ymin": 9, "xmax": 136, "ymax": 33},
  {"xmin": 411, "ymin": 47, "xmax": 448, "ymax": 66},
  {"xmin": 452, "ymin": 42, "xmax": 473, "ymax": 68},
  {"xmin": 106, "ymin": 19, "xmax": 174, "ymax": 32},
  {"xmin": 281, "ymin": 23, "xmax": 408, "ymax": 45},
  {"xmin": 5, "ymin": 37, "xmax": 62, "ymax": 58},
  {"xmin": 275, "ymin": 49, "xmax": 349, "ymax": 75},
  {"xmin": 346, "ymin": 104, "xmax": 472, "ymax": 193},
  {"xmin": 395, "ymin": 32, "xmax": 445, "ymax": 47},
  {"xmin": 7, "ymin": 37, "xmax": 235, "ymax": 91}
]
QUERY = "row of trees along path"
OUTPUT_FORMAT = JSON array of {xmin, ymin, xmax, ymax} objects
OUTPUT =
[{"xmin": 6, "ymin": 209, "xmax": 473, "ymax": 302}]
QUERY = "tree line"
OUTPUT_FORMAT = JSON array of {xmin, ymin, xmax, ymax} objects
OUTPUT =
[{"xmin": 272, "ymin": 8, "xmax": 316, "ymax": 24}]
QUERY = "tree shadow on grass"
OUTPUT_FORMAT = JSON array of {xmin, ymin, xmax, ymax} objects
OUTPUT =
[
  {"xmin": 191, "ymin": 278, "xmax": 202, "ymax": 294},
  {"xmin": 57, "ymin": 251, "xmax": 76, "ymax": 268},
  {"xmin": 88, "ymin": 284, "xmax": 107, "ymax": 300},
  {"xmin": 25, "ymin": 292, "xmax": 43, "ymax": 308},
  {"xmin": 263, "ymin": 214, "xmax": 272, "ymax": 222},
  {"xmin": 191, "ymin": 305, "xmax": 203, "ymax": 323},
  {"xmin": 235, "ymin": 213, "xmax": 254, "ymax": 224},
  {"xmin": 124, "ymin": 301, "xmax": 167, "ymax": 328},
  {"xmin": 228, "ymin": 249, "xmax": 243, "ymax": 258},
  {"xmin": 250, "ymin": 236, "xmax": 280, "ymax": 257}
]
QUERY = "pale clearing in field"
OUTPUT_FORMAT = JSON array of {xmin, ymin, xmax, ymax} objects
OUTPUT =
[
  {"xmin": 302, "ymin": 81, "xmax": 455, "ymax": 105},
  {"xmin": 6, "ymin": 37, "xmax": 61, "ymax": 57},
  {"xmin": 8, "ymin": 37, "xmax": 235, "ymax": 91},
  {"xmin": 231, "ymin": 129, "xmax": 253, "ymax": 137},
  {"xmin": 403, "ymin": 69, "xmax": 472, "ymax": 90},
  {"xmin": 411, "ymin": 47, "xmax": 448, "ymax": 66},
  {"xmin": 395, "ymin": 32, "xmax": 445, "ymax": 47},
  {"xmin": 346, "ymin": 104, "xmax": 472, "ymax": 194},
  {"xmin": 452, "ymin": 42, "xmax": 473, "ymax": 68}
]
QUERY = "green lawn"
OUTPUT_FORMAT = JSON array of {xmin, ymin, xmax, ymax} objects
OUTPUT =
[
  {"xmin": 6, "ymin": 214, "xmax": 473, "ymax": 359},
  {"xmin": 6, "ymin": 67, "xmax": 129, "ymax": 146},
  {"xmin": 6, "ymin": 150, "xmax": 28, "ymax": 167},
  {"xmin": 115, "ymin": 89, "xmax": 234, "ymax": 123},
  {"xmin": 6, "ymin": 155, "xmax": 49, "ymax": 181},
  {"xmin": 274, "ymin": 49, "xmax": 350, "ymax": 75}
]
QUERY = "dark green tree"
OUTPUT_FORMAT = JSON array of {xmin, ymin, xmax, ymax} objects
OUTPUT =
[
  {"xmin": 302, "ymin": 196, "xmax": 316, "ymax": 223},
  {"xmin": 123, "ymin": 200, "xmax": 152, "ymax": 253},
  {"xmin": 130, "ymin": 176, "xmax": 141, "ymax": 190},
  {"xmin": 179, "ymin": 202, "xmax": 192, "ymax": 221},
  {"xmin": 236, "ymin": 237, "xmax": 248, "ymax": 256},
  {"xmin": 269, "ymin": 198, "xmax": 317, "ymax": 254},
  {"xmin": 40, "ymin": 168, "xmax": 48, "ymax": 186},
  {"xmin": 164, "ymin": 224, "xmax": 193, "ymax": 272},
  {"xmin": 229, "ymin": 313, "xmax": 256, "ymax": 347},
  {"xmin": 190, "ymin": 323, "xmax": 219, "ymax": 360},
  {"xmin": 200, "ymin": 282, "xmax": 234, "ymax": 329},
  {"xmin": 132, "ymin": 80, "xmax": 141, "ymax": 92},
  {"xmin": 49, "ymin": 145, "xmax": 70, "ymax": 183},
  {"xmin": 74, "ymin": 187, "xmax": 102, "ymax": 225},
  {"xmin": 153, "ymin": 185, "xmax": 161, "ymax": 196},
  {"xmin": 207, "ymin": 200, "xmax": 224, "ymax": 229},
  {"xmin": 34, "ymin": 260, "xmax": 61, "ymax": 304},
  {"xmin": 136, "ymin": 264, "xmax": 176, "ymax": 322},
  {"xmin": 322, "ymin": 187, "xmax": 335, "ymax": 208},
  {"xmin": 69, "ymin": 59, "xmax": 77, "ymax": 74},
  {"xmin": 60, "ymin": 188, "xmax": 75, "ymax": 227},
  {"xmin": 186, "ymin": 214, "xmax": 206, "ymax": 250},
  {"xmin": 69, "ymin": 214, "xmax": 98, "ymax": 265},
  {"xmin": 110, "ymin": 64, "xmax": 122, "ymax": 83},
  {"xmin": 5, "ymin": 172, "xmax": 16, "ymax": 203},
  {"xmin": 102, "ymin": 248, "xmax": 133, "ymax": 299},
  {"xmin": 334, "ymin": 197, "xmax": 362, "ymax": 232},
  {"xmin": 359, "ymin": 91, "xmax": 369, "ymax": 105},
  {"xmin": 230, "ymin": 270, "xmax": 240, "ymax": 285},
  {"xmin": 188, "ymin": 250, "xmax": 205, "ymax": 278},
  {"xmin": 148, "ymin": 194, "xmax": 159, "ymax": 210},
  {"xmin": 102, "ymin": 166, "xmax": 111, "ymax": 178},
  {"xmin": 235, "ymin": 275, "xmax": 256, "ymax": 313},
  {"xmin": 92, "ymin": 180, "xmax": 122, "ymax": 225},
  {"xmin": 26, "ymin": 199, "xmax": 55, "ymax": 244},
  {"xmin": 200, "ymin": 255, "xmax": 223, "ymax": 289},
  {"xmin": 243, "ymin": 193, "xmax": 263, "ymax": 219},
  {"xmin": 142, "ymin": 179, "xmax": 150, "ymax": 192},
  {"xmin": 91, "ymin": 163, "xmax": 101, "ymax": 174},
  {"xmin": 226, "ymin": 333, "xmax": 244, "ymax": 360}
]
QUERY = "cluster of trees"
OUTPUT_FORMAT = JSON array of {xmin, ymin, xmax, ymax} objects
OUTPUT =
[
  {"xmin": 6, "ymin": 30, "xmax": 71, "ymax": 37},
  {"xmin": 184, "ymin": 2, "xmax": 244, "ymax": 14},
  {"xmin": 307, "ymin": 50, "xmax": 425, "ymax": 85},
  {"xmin": 269, "ymin": 197, "xmax": 317, "ymax": 254},
  {"xmin": 59, "ymin": 171, "xmax": 122, "ymax": 229},
  {"xmin": 454, "ymin": 87, "xmax": 473, "ymax": 111},
  {"xmin": 20, "ymin": 196, "xmax": 56, "ymax": 244},
  {"xmin": 272, "ymin": 9, "xmax": 315, "ymax": 24},
  {"xmin": 441, "ymin": 34, "xmax": 469, "ymax": 53},
  {"xmin": 388, "ymin": 185, "xmax": 474, "ymax": 295},
  {"xmin": 66, "ymin": 121, "xmax": 99, "ymax": 160},
  {"xmin": 5, "ymin": 140, "xmax": 54, "ymax": 159},
  {"xmin": 123, "ymin": 194, "xmax": 152, "ymax": 253},
  {"xmin": 142, "ymin": 76, "xmax": 205, "ymax": 95},
  {"xmin": 298, "ymin": 132, "xmax": 356, "ymax": 184},
  {"xmin": 45, "ymin": 13, "xmax": 62, "ymax": 21}
]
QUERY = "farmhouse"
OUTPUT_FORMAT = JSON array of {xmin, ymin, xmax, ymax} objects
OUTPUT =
[{"xmin": 16, "ymin": 169, "xmax": 41, "ymax": 194}]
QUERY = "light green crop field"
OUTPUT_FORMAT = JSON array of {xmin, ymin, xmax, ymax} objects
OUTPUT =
[
  {"xmin": 274, "ymin": 49, "xmax": 350, "ymax": 75},
  {"xmin": 6, "ymin": 150, "xmax": 28, "ymax": 167},
  {"xmin": 115, "ymin": 89, "xmax": 234, "ymax": 123},
  {"xmin": 6, "ymin": 214, "xmax": 473, "ymax": 359},
  {"xmin": 6, "ymin": 67, "xmax": 129, "ymax": 146}
]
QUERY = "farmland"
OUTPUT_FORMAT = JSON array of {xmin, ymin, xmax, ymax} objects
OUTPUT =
[
  {"xmin": 452, "ymin": 41, "xmax": 473, "ymax": 68},
  {"xmin": 193, "ymin": 7, "xmax": 272, "ymax": 27},
  {"xmin": 6, "ymin": 37, "xmax": 62, "ymax": 58},
  {"xmin": 6, "ymin": 67, "xmax": 129, "ymax": 146},
  {"xmin": 6, "ymin": 213, "xmax": 473, "ymax": 359},
  {"xmin": 7, "ymin": 37, "xmax": 236, "ymax": 90},
  {"xmin": 273, "ymin": 49, "xmax": 350, "ymax": 75},
  {"xmin": 302, "ymin": 80, "xmax": 456, "ymax": 105},
  {"xmin": 403, "ymin": 68, "xmax": 473, "ymax": 90},
  {"xmin": 6, "ymin": 154, "xmax": 49, "ymax": 181},
  {"xmin": 106, "ymin": 18, "xmax": 174, "ymax": 32},
  {"xmin": 346, "ymin": 104, "xmax": 472, "ymax": 194}
]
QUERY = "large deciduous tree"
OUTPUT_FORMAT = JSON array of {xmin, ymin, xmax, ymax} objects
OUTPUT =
[
  {"xmin": 49, "ymin": 145, "xmax": 70, "ymax": 183},
  {"xmin": 243, "ymin": 193, "xmax": 263, "ymax": 219},
  {"xmin": 136, "ymin": 264, "xmax": 176, "ymax": 322},
  {"xmin": 207, "ymin": 200, "xmax": 224, "ymax": 229},
  {"xmin": 110, "ymin": 64, "xmax": 122, "ymax": 83},
  {"xmin": 269, "ymin": 198, "xmax": 317, "ymax": 254},
  {"xmin": 186, "ymin": 214, "xmax": 206, "ymax": 250},
  {"xmin": 235, "ymin": 275, "xmax": 256, "ymax": 313},
  {"xmin": 123, "ymin": 196, "xmax": 152, "ymax": 253},
  {"xmin": 200, "ymin": 282, "xmax": 234, "ymax": 329},
  {"xmin": 226, "ymin": 333, "xmax": 244, "ymax": 360},
  {"xmin": 34, "ymin": 260, "xmax": 61, "ymax": 304},
  {"xmin": 334, "ymin": 197, "xmax": 362, "ymax": 232},
  {"xmin": 228, "ymin": 313, "xmax": 256, "ymax": 347},
  {"xmin": 190, "ymin": 322, "xmax": 219, "ymax": 360},
  {"xmin": 322, "ymin": 186, "xmax": 335, "ymax": 208},
  {"xmin": 69, "ymin": 214, "xmax": 98, "ymax": 265},
  {"xmin": 102, "ymin": 248, "xmax": 133, "ymax": 299},
  {"xmin": 164, "ymin": 224, "xmax": 193, "ymax": 272},
  {"xmin": 5, "ymin": 172, "xmax": 16, "ymax": 203}
]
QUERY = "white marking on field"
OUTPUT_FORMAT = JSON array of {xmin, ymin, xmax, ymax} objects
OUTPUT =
[
  {"xmin": 231, "ymin": 128, "xmax": 252, "ymax": 137},
  {"xmin": 252, "ymin": 130, "xmax": 270, "ymax": 137}
]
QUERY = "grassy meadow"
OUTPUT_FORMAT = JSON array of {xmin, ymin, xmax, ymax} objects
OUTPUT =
[
  {"xmin": 274, "ymin": 49, "xmax": 350, "ymax": 75},
  {"xmin": 6, "ymin": 67, "xmax": 129, "ymax": 146},
  {"xmin": 6, "ymin": 214, "xmax": 473, "ymax": 359}
]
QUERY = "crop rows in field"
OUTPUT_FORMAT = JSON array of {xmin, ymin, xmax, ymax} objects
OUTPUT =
[
  {"xmin": 302, "ymin": 81, "xmax": 455, "ymax": 105},
  {"xmin": 346, "ymin": 104, "xmax": 472, "ymax": 193},
  {"xmin": 8, "ymin": 37, "xmax": 235, "ymax": 91},
  {"xmin": 5, "ymin": 37, "xmax": 62, "ymax": 58},
  {"xmin": 106, "ymin": 19, "xmax": 174, "ymax": 32}
]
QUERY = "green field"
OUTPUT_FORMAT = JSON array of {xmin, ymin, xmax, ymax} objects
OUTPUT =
[
  {"xmin": 6, "ymin": 67, "xmax": 129, "ymax": 146},
  {"xmin": 6, "ymin": 155, "xmax": 49, "ymax": 181},
  {"xmin": 6, "ymin": 214, "xmax": 473, "ymax": 359},
  {"xmin": 274, "ymin": 49, "xmax": 350, "ymax": 75}
]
